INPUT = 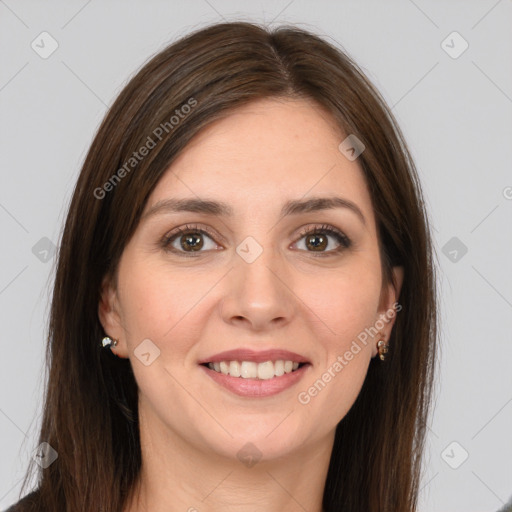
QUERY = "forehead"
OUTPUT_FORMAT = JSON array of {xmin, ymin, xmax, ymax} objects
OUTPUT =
[{"xmin": 145, "ymin": 98, "xmax": 374, "ymax": 225}]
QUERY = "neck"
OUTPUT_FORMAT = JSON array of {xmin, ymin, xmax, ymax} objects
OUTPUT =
[{"xmin": 123, "ymin": 406, "xmax": 334, "ymax": 512}]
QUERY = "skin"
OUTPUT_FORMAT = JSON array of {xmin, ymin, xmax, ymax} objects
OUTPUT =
[{"xmin": 99, "ymin": 97, "xmax": 403, "ymax": 512}]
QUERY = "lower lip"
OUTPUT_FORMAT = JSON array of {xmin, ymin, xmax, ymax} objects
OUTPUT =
[{"xmin": 199, "ymin": 364, "xmax": 310, "ymax": 398}]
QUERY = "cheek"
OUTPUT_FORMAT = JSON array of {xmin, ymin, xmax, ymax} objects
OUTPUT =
[
  {"xmin": 297, "ymin": 259, "xmax": 382, "ymax": 345},
  {"xmin": 297, "ymin": 300, "xmax": 377, "ymax": 430},
  {"xmin": 293, "ymin": 259, "xmax": 381, "ymax": 417},
  {"xmin": 117, "ymin": 257, "xmax": 215, "ymax": 349}
]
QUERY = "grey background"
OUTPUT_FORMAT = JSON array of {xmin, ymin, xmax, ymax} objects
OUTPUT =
[{"xmin": 1, "ymin": 1, "xmax": 511, "ymax": 511}]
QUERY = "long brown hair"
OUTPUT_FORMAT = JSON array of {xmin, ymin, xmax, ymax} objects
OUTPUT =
[{"xmin": 13, "ymin": 21, "xmax": 438, "ymax": 512}]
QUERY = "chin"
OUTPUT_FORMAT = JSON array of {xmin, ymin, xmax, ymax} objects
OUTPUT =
[{"xmin": 204, "ymin": 421, "xmax": 308, "ymax": 463}]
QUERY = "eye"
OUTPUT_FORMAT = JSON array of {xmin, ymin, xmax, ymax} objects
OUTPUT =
[
  {"xmin": 161, "ymin": 224, "xmax": 220, "ymax": 256},
  {"xmin": 161, "ymin": 223, "xmax": 351, "ymax": 257},
  {"xmin": 293, "ymin": 224, "xmax": 351, "ymax": 256}
]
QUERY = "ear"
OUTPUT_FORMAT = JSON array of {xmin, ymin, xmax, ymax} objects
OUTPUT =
[
  {"xmin": 98, "ymin": 274, "xmax": 129, "ymax": 358},
  {"xmin": 372, "ymin": 266, "xmax": 404, "ymax": 357}
]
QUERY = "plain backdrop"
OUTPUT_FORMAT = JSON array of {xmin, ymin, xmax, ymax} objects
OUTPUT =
[{"xmin": 1, "ymin": 1, "xmax": 511, "ymax": 511}]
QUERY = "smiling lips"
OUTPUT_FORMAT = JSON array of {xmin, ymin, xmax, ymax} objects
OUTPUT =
[
  {"xmin": 198, "ymin": 348, "xmax": 311, "ymax": 397},
  {"xmin": 208, "ymin": 359, "xmax": 301, "ymax": 379}
]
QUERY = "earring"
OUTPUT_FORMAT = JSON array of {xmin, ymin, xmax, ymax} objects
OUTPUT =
[
  {"xmin": 377, "ymin": 339, "xmax": 389, "ymax": 361},
  {"xmin": 101, "ymin": 336, "xmax": 118, "ymax": 349}
]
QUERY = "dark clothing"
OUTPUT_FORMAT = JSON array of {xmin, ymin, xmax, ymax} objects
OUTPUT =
[{"xmin": 4, "ymin": 490, "xmax": 39, "ymax": 512}]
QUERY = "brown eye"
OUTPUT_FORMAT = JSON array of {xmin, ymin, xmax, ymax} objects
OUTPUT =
[
  {"xmin": 162, "ymin": 224, "xmax": 219, "ymax": 256},
  {"xmin": 295, "ymin": 224, "xmax": 351, "ymax": 255},
  {"xmin": 179, "ymin": 232, "xmax": 204, "ymax": 252},
  {"xmin": 305, "ymin": 232, "xmax": 328, "ymax": 251}
]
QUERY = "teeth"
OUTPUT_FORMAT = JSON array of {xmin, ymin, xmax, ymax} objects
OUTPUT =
[
  {"xmin": 229, "ymin": 360, "xmax": 241, "ymax": 377},
  {"xmin": 257, "ymin": 361, "xmax": 274, "ymax": 380},
  {"xmin": 241, "ymin": 361, "xmax": 258, "ymax": 378},
  {"xmin": 206, "ymin": 360, "xmax": 303, "ymax": 379},
  {"xmin": 219, "ymin": 361, "xmax": 229, "ymax": 375}
]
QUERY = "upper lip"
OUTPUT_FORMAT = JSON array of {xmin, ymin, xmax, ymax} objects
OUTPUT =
[{"xmin": 198, "ymin": 348, "xmax": 310, "ymax": 365}]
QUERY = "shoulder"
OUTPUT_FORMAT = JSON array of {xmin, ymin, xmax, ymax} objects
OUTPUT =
[{"xmin": 4, "ymin": 490, "xmax": 40, "ymax": 512}]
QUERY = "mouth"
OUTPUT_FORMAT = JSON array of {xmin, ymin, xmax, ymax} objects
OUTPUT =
[
  {"xmin": 198, "ymin": 352, "xmax": 311, "ymax": 397},
  {"xmin": 200, "ymin": 360, "xmax": 309, "ymax": 380}
]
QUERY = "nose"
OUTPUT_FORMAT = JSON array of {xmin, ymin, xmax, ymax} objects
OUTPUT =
[{"xmin": 220, "ymin": 248, "xmax": 296, "ymax": 332}]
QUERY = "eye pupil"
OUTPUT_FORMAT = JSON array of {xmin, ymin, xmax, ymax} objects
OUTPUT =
[
  {"xmin": 181, "ymin": 233, "xmax": 203, "ymax": 251},
  {"xmin": 306, "ymin": 234, "xmax": 327, "ymax": 251}
]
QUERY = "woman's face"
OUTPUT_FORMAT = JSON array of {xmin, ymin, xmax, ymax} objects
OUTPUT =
[{"xmin": 100, "ymin": 97, "xmax": 402, "ymax": 463}]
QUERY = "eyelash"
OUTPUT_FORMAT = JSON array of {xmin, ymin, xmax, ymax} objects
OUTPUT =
[{"xmin": 161, "ymin": 223, "xmax": 351, "ymax": 258}]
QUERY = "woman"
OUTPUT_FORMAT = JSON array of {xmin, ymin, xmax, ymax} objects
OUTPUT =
[{"xmin": 8, "ymin": 21, "xmax": 438, "ymax": 512}]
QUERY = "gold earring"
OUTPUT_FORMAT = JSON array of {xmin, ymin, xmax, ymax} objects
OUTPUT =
[{"xmin": 377, "ymin": 339, "xmax": 389, "ymax": 361}]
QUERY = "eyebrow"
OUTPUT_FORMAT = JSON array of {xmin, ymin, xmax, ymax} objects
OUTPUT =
[{"xmin": 142, "ymin": 196, "xmax": 366, "ymax": 225}]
